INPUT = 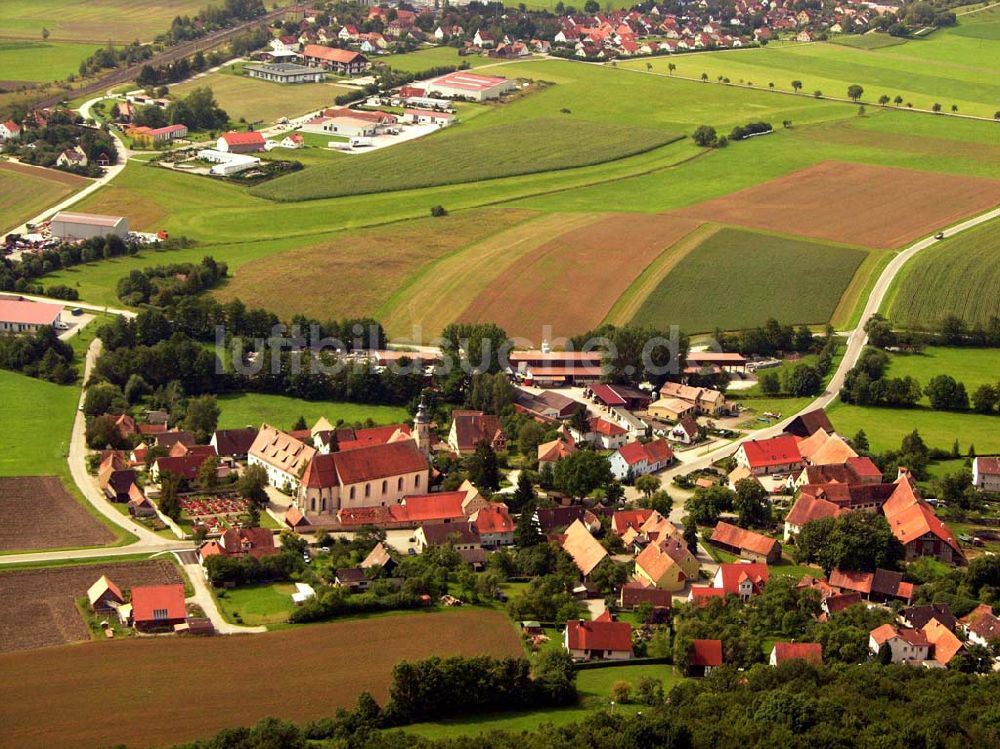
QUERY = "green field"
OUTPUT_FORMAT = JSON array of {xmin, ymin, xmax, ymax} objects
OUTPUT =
[
  {"xmin": 252, "ymin": 119, "xmax": 683, "ymax": 201},
  {"xmin": 828, "ymin": 34, "xmax": 909, "ymax": 50},
  {"xmin": 0, "ymin": 40, "xmax": 102, "ymax": 83},
  {"xmin": 628, "ymin": 227, "xmax": 869, "ymax": 332},
  {"xmin": 215, "ymin": 583, "xmax": 296, "ymax": 626},
  {"xmin": 383, "ymin": 47, "xmax": 502, "ymax": 72},
  {"xmin": 398, "ymin": 663, "xmax": 686, "ymax": 740},
  {"xmin": 886, "ymin": 217, "xmax": 1000, "ymax": 330},
  {"xmin": 0, "ymin": 369, "xmax": 78, "ymax": 477},
  {"xmin": 171, "ymin": 69, "xmax": 351, "ymax": 127},
  {"xmin": 0, "ymin": 0, "xmax": 205, "ymax": 43},
  {"xmin": 827, "ymin": 399, "xmax": 1000, "ymax": 453},
  {"xmin": 882, "ymin": 346, "xmax": 1000, "ymax": 404},
  {"xmin": 216, "ymin": 392, "xmax": 409, "ymax": 431},
  {"xmin": 0, "ymin": 164, "xmax": 89, "ymax": 234}
]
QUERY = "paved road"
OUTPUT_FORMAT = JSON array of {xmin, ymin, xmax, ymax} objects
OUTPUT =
[
  {"xmin": 179, "ymin": 557, "xmax": 266, "ymax": 634},
  {"xmin": 14, "ymin": 292, "xmax": 136, "ymax": 319}
]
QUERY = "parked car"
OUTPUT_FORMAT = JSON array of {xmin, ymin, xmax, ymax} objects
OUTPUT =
[
  {"xmin": 71, "ymin": 307, "xmax": 83, "ymax": 316},
  {"xmin": 934, "ymin": 232, "xmax": 945, "ymax": 239}
]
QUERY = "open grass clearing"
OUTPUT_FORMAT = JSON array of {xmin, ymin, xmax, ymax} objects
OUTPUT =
[
  {"xmin": 0, "ymin": 0, "xmax": 205, "ymax": 43},
  {"xmin": 673, "ymin": 160, "xmax": 1000, "ymax": 249},
  {"xmin": 0, "ymin": 609, "xmax": 521, "ymax": 749},
  {"xmin": 0, "ymin": 40, "xmax": 105, "ymax": 82},
  {"xmin": 628, "ymin": 227, "xmax": 868, "ymax": 333},
  {"xmin": 0, "ymin": 160, "xmax": 90, "ymax": 233},
  {"xmin": 217, "ymin": 392, "xmax": 409, "ymax": 431},
  {"xmin": 0, "ymin": 369, "xmax": 78, "ymax": 477},
  {"xmin": 883, "ymin": 346, "xmax": 1000, "ymax": 405},
  {"xmin": 252, "ymin": 118, "xmax": 683, "ymax": 201},
  {"xmin": 829, "ymin": 34, "xmax": 910, "ymax": 50},
  {"xmin": 171, "ymin": 69, "xmax": 351, "ymax": 126},
  {"xmin": 827, "ymin": 399, "xmax": 1000, "ymax": 453},
  {"xmin": 458, "ymin": 213, "xmax": 702, "ymax": 340},
  {"xmin": 383, "ymin": 47, "xmax": 500, "ymax": 72},
  {"xmin": 213, "ymin": 208, "xmax": 538, "ymax": 321},
  {"xmin": 214, "ymin": 582, "xmax": 296, "ymax": 626},
  {"xmin": 885, "ymin": 217, "xmax": 1000, "ymax": 330}
]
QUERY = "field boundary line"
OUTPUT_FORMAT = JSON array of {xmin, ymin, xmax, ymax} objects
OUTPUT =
[{"xmin": 603, "ymin": 222, "xmax": 719, "ymax": 326}]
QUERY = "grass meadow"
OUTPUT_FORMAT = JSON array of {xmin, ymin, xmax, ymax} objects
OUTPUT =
[
  {"xmin": 628, "ymin": 227, "xmax": 869, "ymax": 332},
  {"xmin": 216, "ymin": 392, "xmax": 409, "ymax": 431},
  {"xmin": 171, "ymin": 69, "xmax": 351, "ymax": 126},
  {"xmin": 0, "ymin": 369, "xmax": 78, "ymax": 477},
  {"xmin": 885, "ymin": 217, "xmax": 1000, "ymax": 330},
  {"xmin": 0, "ymin": 40, "xmax": 102, "ymax": 82},
  {"xmin": 882, "ymin": 347, "xmax": 1000, "ymax": 405},
  {"xmin": 252, "ymin": 118, "xmax": 682, "ymax": 201},
  {"xmin": 0, "ymin": 0, "xmax": 204, "ymax": 43}
]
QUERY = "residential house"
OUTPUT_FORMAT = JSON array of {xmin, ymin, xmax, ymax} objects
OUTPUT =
[
  {"xmin": 0, "ymin": 120, "xmax": 21, "ymax": 141},
  {"xmin": 155, "ymin": 430, "xmax": 196, "ymax": 452},
  {"xmin": 612, "ymin": 509, "xmax": 654, "ymax": 536},
  {"xmin": 535, "ymin": 506, "xmax": 594, "ymax": 535},
  {"xmin": 869, "ymin": 624, "xmax": 930, "ymax": 663},
  {"xmin": 828, "ymin": 568, "xmax": 915, "ymax": 604},
  {"xmin": 900, "ymin": 603, "xmax": 957, "ymax": 632},
  {"xmin": 415, "ymin": 522, "xmax": 482, "ymax": 552},
  {"xmin": 571, "ymin": 417, "xmax": 629, "ymax": 450},
  {"xmin": 618, "ymin": 581, "xmax": 672, "ymax": 613},
  {"xmin": 669, "ymin": 417, "xmax": 701, "ymax": 445},
  {"xmin": 299, "ymin": 440, "xmax": 429, "ymax": 515},
  {"xmin": 334, "ymin": 567, "xmax": 369, "ymax": 592},
  {"xmin": 973, "ymin": 457, "xmax": 1000, "ymax": 492},
  {"xmin": 448, "ymin": 410, "xmax": 506, "ymax": 455},
  {"xmin": 784, "ymin": 408, "xmax": 835, "ymax": 439},
  {"xmin": 150, "ymin": 453, "xmax": 212, "ymax": 483},
  {"xmin": 735, "ymin": 435, "xmax": 803, "ymax": 476},
  {"xmin": 87, "ymin": 575, "xmax": 124, "ymax": 613},
  {"xmin": 648, "ymin": 397, "xmax": 695, "ymax": 422},
  {"xmin": 793, "ymin": 457, "xmax": 883, "ymax": 487},
  {"xmin": 471, "ymin": 503, "xmax": 515, "ymax": 547},
  {"xmin": 882, "ymin": 471, "xmax": 965, "ymax": 564},
  {"xmin": 56, "ymin": 146, "xmax": 87, "ymax": 168},
  {"xmin": 199, "ymin": 528, "xmax": 277, "ymax": 562},
  {"xmin": 130, "ymin": 584, "xmax": 187, "ymax": 630},
  {"xmin": 769, "ymin": 642, "xmax": 822, "ymax": 666},
  {"xmin": 361, "ymin": 542, "xmax": 396, "ymax": 573},
  {"xmin": 712, "ymin": 562, "xmax": 769, "ymax": 601},
  {"xmin": 710, "ymin": 521, "xmax": 781, "ymax": 564},
  {"xmin": 301, "ymin": 44, "xmax": 369, "ymax": 73},
  {"xmin": 923, "ymin": 618, "xmax": 965, "ymax": 666},
  {"xmin": 210, "ymin": 427, "xmax": 258, "ymax": 459},
  {"xmin": 962, "ymin": 604, "xmax": 1000, "ymax": 647},
  {"xmin": 561, "ymin": 518, "xmax": 609, "ymax": 579},
  {"xmin": 248, "ymin": 424, "xmax": 317, "ymax": 491},
  {"xmin": 127, "ymin": 484, "xmax": 156, "ymax": 517},
  {"xmin": 783, "ymin": 493, "xmax": 842, "ymax": 540},
  {"xmin": 657, "ymin": 382, "xmax": 727, "ymax": 415},
  {"xmin": 537, "ymin": 434, "xmax": 577, "ymax": 471},
  {"xmin": 564, "ymin": 615, "xmax": 633, "ymax": 660},
  {"xmin": 634, "ymin": 535, "xmax": 699, "ymax": 592},
  {"xmin": 687, "ymin": 639, "xmax": 723, "ymax": 676},
  {"xmin": 688, "ymin": 587, "xmax": 727, "ymax": 606},
  {"xmin": 608, "ymin": 439, "xmax": 674, "ymax": 481}
]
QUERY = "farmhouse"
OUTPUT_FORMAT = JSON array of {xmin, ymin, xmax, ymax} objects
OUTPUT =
[
  {"xmin": 783, "ymin": 493, "xmax": 841, "ymax": 540},
  {"xmin": 199, "ymin": 527, "xmax": 277, "ymax": 561},
  {"xmin": 56, "ymin": 147, "xmax": 87, "ymax": 168},
  {"xmin": 794, "ymin": 457, "xmax": 883, "ymax": 486},
  {"xmin": 50, "ymin": 211, "xmax": 128, "ymax": 241},
  {"xmin": 561, "ymin": 518, "xmax": 608, "ymax": 578},
  {"xmin": 424, "ymin": 71, "xmax": 516, "ymax": 102},
  {"xmin": 564, "ymin": 615, "xmax": 633, "ymax": 660},
  {"xmin": 448, "ymin": 411, "xmax": 506, "ymax": 455},
  {"xmin": 734, "ymin": 435, "xmax": 803, "ymax": 476},
  {"xmin": 0, "ymin": 120, "xmax": 20, "ymax": 141},
  {"xmin": 415, "ymin": 521, "xmax": 482, "ymax": 551},
  {"xmin": 245, "ymin": 62, "xmax": 325, "ymax": 83},
  {"xmin": 0, "ymin": 298, "xmax": 62, "ymax": 333},
  {"xmin": 634, "ymin": 535, "xmax": 699, "ymax": 592},
  {"xmin": 647, "ymin": 397, "xmax": 694, "ymax": 422},
  {"xmin": 248, "ymin": 424, "xmax": 317, "ymax": 491},
  {"xmin": 298, "ymin": 439, "xmax": 429, "ymax": 515},
  {"xmin": 471, "ymin": 504, "xmax": 515, "ymax": 547},
  {"xmin": 509, "ymin": 349, "xmax": 604, "ymax": 386},
  {"xmin": 608, "ymin": 439, "xmax": 674, "ymax": 481},
  {"xmin": 710, "ymin": 521, "xmax": 781, "ymax": 564},
  {"xmin": 869, "ymin": 624, "xmax": 930, "ymax": 663},
  {"xmin": 514, "ymin": 388, "xmax": 578, "ymax": 421},
  {"xmin": 657, "ymin": 382, "xmax": 727, "ymax": 416},
  {"xmin": 973, "ymin": 457, "xmax": 1000, "ymax": 492},
  {"xmin": 882, "ymin": 471, "xmax": 965, "ymax": 564},
  {"xmin": 127, "ymin": 484, "xmax": 156, "ymax": 517},
  {"xmin": 797, "ymin": 429, "xmax": 858, "ymax": 466},
  {"xmin": 130, "ymin": 124, "xmax": 187, "ymax": 146},
  {"xmin": 130, "ymin": 584, "xmax": 187, "ymax": 630},
  {"xmin": 301, "ymin": 44, "xmax": 370, "ymax": 74},
  {"xmin": 216, "ymin": 131, "xmax": 266, "ymax": 153}
]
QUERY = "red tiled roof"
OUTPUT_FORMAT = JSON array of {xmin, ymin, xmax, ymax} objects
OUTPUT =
[
  {"xmin": 739, "ymin": 435, "xmax": 802, "ymax": 468},
  {"xmin": 303, "ymin": 44, "xmax": 364, "ymax": 63},
  {"xmin": 882, "ymin": 475, "xmax": 962, "ymax": 557},
  {"xmin": 590, "ymin": 417, "xmax": 627, "ymax": 437},
  {"xmin": 829, "ymin": 568, "xmax": 873, "ymax": 594},
  {"xmin": 715, "ymin": 562, "xmax": 769, "ymax": 595},
  {"xmin": 785, "ymin": 493, "xmax": 841, "ymax": 527},
  {"xmin": 0, "ymin": 299, "xmax": 62, "ymax": 326},
  {"xmin": 589, "ymin": 383, "xmax": 627, "ymax": 407},
  {"xmin": 711, "ymin": 521, "xmax": 779, "ymax": 557},
  {"xmin": 771, "ymin": 642, "xmax": 822, "ymax": 665},
  {"xmin": 565, "ymin": 618, "xmax": 633, "ymax": 653},
  {"xmin": 305, "ymin": 439, "xmax": 427, "ymax": 488},
  {"xmin": 689, "ymin": 639, "xmax": 723, "ymax": 667},
  {"xmin": 390, "ymin": 492, "xmax": 466, "ymax": 523},
  {"xmin": 612, "ymin": 509, "xmax": 653, "ymax": 535},
  {"xmin": 221, "ymin": 130, "xmax": 265, "ymax": 146},
  {"xmin": 473, "ymin": 504, "xmax": 513, "ymax": 534},
  {"xmin": 131, "ymin": 584, "xmax": 186, "ymax": 623},
  {"xmin": 154, "ymin": 454, "xmax": 209, "ymax": 481}
]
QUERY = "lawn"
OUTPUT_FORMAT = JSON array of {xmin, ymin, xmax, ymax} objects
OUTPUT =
[
  {"xmin": 628, "ymin": 227, "xmax": 869, "ymax": 332},
  {"xmin": 171, "ymin": 69, "xmax": 351, "ymax": 126},
  {"xmin": 0, "ymin": 162, "xmax": 90, "ymax": 234},
  {"xmin": 827, "ymin": 399, "xmax": 1000, "ymax": 453},
  {"xmin": 397, "ymin": 663, "xmax": 686, "ymax": 740},
  {"xmin": 0, "ymin": 0, "xmax": 204, "ymax": 43},
  {"xmin": 0, "ymin": 40, "xmax": 106, "ymax": 82},
  {"xmin": 251, "ymin": 118, "xmax": 683, "ymax": 201},
  {"xmin": 214, "ymin": 583, "xmax": 297, "ymax": 626},
  {"xmin": 885, "ymin": 217, "xmax": 1000, "ymax": 330},
  {"xmin": 882, "ymin": 347, "xmax": 1000, "ymax": 405},
  {"xmin": 216, "ymin": 392, "xmax": 409, "ymax": 431},
  {"xmin": 0, "ymin": 369, "xmax": 78, "ymax": 477}
]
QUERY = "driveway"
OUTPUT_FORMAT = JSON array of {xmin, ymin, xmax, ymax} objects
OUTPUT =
[{"xmin": 178, "ymin": 556, "xmax": 266, "ymax": 634}]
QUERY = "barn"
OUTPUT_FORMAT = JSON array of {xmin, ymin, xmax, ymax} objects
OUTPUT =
[{"xmin": 49, "ymin": 211, "xmax": 128, "ymax": 241}]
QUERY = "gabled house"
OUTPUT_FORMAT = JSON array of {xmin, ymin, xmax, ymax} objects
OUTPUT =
[
  {"xmin": 570, "ymin": 417, "xmax": 629, "ymax": 450},
  {"xmin": 199, "ymin": 527, "xmax": 278, "ymax": 562},
  {"xmin": 962, "ymin": 604, "xmax": 1000, "ymax": 647},
  {"xmin": 828, "ymin": 568, "xmax": 915, "ymax": 604},
  {"xmin": 712, "ymin": 562, "xmax": 769, "ymax": 601},
  {"xmin": 669, "ymin": 417, "xmax": 701, "ymax": 445},
  {"xmin": 608, "ymin": 439, "xmax": 674, "ymax": 481},
  {"xmin": 869, "ymin": 623, "xmax": 930, "ymax": 663},
  {"xmin": 634, "ymin": 535, "xmax": 699, "ymax": 592},
  {"xmin": 882, "ymin": 471, "xmax": 965, "ymax": 564},
  {"xmin": 972, "ymin": 457, "xmax": 1000, "ymax": 492},
  {"xmin": 130, "ymin": 584, "xmax": 187, "ymax": 630},
  {"xmin": 361, "ymin": 542, "xmax": 396, "ymax": 573},
  {"xmin": 735, "ymin": 435, "xmax": 803, "ymax": 476},
  {"xmin": 87, "ymin": 575, "xmax": 124, "ymax": 613},
  {"xmin": 127, "ymin": 484, "xmax": 156, "ymax": 517},
  {"xmin": 710, "ymin": 521, "xmax": 781, "ymax": 564},
  {"xmin": 448, "ymin": 411, "xmax": 506, "ymax": 455},
  {"xmin": 618, "ymin": 581, "xmax": 672, "ymax": 613},
  {"xmin": 210, "ymin": 427, "xmax": 258, "ymax": 459},
  {"xmin": 248, "ymin": 424, "xmax": 317, "ymax": 491},
  {"xmin": 561, "ymin": 518, "xmax": 609, "ymax": 578},
  {"xmin": 471, "ymin": 503, "xmax": 515, "ymax": 547},
  {"xmin": 415, "ymin": 522, "xmax": 481, "ymax": 551},
  {"xmin": 782, "ymin": 493, "xmax": 841, "ymax": 540},
  {"xmin": 564, "ymin": 615, "xmax": 633, "ymax": 660},
  {"xmin": 769, "ymin": 642, "xmax": 822, "ymax": 666},
  {"xmin": 537, "ymin": 434, "xmax": 577, "ymax": 470},
  {"xmin": 687, "ymin": 639, "xmax": 723, "ymax": 676}
]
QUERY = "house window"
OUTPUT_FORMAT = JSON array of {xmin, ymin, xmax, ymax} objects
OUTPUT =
[
  {"xmin": 381, "ymin": 480, "xmax": 388, "ymax": 495},
  {"xmin": 349, "ymin": 487, "xmax": 355, "ymax": 500},
  {"xmin": 415, "ymin": 475, "xmax": 421, "ymax": 489},
  {"xmin": 397, "ymin": 477, "xmax": 403, "ymax": 491},
  {"xmin": 310, "ymin": 497, "xmax": 316, "ymax": 512},
  {"xmin": 153, "ymin": 608, "xmax": 168, "ymax": 620},
  {"xmin": 365, "ymin": 484, "xmax": 371, "ymax": 498}
]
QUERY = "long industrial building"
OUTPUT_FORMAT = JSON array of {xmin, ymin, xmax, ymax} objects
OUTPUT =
[{"xmin": 49, "ymin": 212, "xmax": 128, "ymax": 241}]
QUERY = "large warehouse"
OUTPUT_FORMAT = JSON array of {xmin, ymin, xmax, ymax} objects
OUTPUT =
[
  {"xmin": 0, "ymin": 298, "xmax": 63, "ymax": 333},
  {"xmin": 49, "ymin": 212, "xmax": 128, "ymax": 241},
  {"xmin": 424, "ymin": 71, "xmax": 517, "ymax": 102}
]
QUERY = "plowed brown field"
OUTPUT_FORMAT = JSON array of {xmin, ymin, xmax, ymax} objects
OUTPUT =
[
  {"xmin": 458, "ymin": 213, "xmax": 702, "ymax": 340},
  {"xmin": 0, "ymin": 559, "xmax": 183, "ymax": 653},
  {"xmin": 673, "ymin": 161, "xmax": 1000, "ymax": 249},
  {"xmin": 0, "ymin": 609, "xmax": 521, "ymax": 749},
  {"xmin": 0, "ymin": 476, "xmax": 115, "ymax": 552}
]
